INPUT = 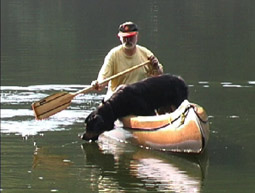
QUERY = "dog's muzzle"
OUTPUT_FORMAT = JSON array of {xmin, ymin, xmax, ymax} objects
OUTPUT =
[{"xmin": 79, "ymin": 132, "xmax": 99, "ymax": 141}]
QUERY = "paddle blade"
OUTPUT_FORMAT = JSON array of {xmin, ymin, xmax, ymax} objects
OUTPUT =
[{"xmin": 32, "ymin": 92, "xmax": 74, "ymax": 120}]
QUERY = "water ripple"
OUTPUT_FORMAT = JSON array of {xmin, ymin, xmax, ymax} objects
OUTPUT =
[{"xmin": 1, "ymin": 85, "xmax": 103, "ymax": 136}]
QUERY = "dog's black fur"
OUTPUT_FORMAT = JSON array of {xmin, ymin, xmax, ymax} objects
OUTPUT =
[{"xmin": 81, "ymin": 74, "xmax": 188, "ymax": 141}]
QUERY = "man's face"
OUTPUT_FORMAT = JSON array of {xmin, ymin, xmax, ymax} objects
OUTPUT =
[{"xmin": 120, "ymin": 34, "xmax": 138, "ymax": 49}]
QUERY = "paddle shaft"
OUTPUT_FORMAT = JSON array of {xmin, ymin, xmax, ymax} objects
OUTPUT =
[{"xmin": 72, "ymin": 60, "xmax": 151, "ymax": 96}]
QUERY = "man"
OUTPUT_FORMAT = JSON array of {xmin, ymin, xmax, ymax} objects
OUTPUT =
[{"xmin": 92, "ymin": 21, "xmax": 163, "ymax": 100}]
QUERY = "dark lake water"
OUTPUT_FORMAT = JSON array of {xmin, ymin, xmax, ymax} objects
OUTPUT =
[{"xmin": 1, "ymin": 0, "xmax": 255, "ymax": 192}]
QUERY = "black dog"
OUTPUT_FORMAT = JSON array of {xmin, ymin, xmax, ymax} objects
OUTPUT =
[{"xmin": 81, "ymin": 74, "xmax": 188, "ymax": 141}]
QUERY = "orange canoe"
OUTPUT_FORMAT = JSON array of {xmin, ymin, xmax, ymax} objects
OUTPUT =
[{"xmin": 103, "ymin": 100, "xmax": 210, "ymax": 154}]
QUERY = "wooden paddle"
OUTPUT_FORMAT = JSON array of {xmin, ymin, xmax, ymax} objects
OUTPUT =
[{"xmin": 31, "ymin": 60, "xmax": 151, "ymax": 120}]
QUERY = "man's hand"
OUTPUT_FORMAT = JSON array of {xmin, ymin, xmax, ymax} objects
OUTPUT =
[
  {"xmin": 91, "ymin": 80, "xmax": 102, "ymax": 91},
  {"xmin": 148, "ymin": 55, "xmax": 159, "ymax": 69},
  {"xmin": 148, "ymin": 55, "xmax": 163, "ymax": 75}
]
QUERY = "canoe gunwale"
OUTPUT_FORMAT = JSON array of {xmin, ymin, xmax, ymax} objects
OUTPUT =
[{"xmin": 124, "ymin": 104, "xmax": 208, "ymax": 132}]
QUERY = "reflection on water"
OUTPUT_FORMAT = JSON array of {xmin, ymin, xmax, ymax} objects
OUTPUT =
[
  {"xmin": 33, "ymin": 146, "xmax": 73, "ymax": 177},
  {"xmin": 130, "ymin": 157, "xmax": 201, "ymax": 193},
  {"xmin": 81, "ymin": 135, "xmax": 208, "ymax": 193}
]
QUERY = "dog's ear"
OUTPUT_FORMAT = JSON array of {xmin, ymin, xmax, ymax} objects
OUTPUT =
[
  {"xmin": 93, "ymin": 114, "xmax": 104, "ymax": 124},
  {"xmin": 85, "ymin": 112, "xmax": 94, "ymax": 124},
  {"xmin": 85, "ymin": 113, "xmax": 105, "ymax": 129},
  {"xmin": 85, "ymin": 111, "xmax": 99, "ymax": 122}
]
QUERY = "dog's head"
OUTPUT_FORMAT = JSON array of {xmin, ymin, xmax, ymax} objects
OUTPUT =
[
  {"xmin": 81, "ymin": 111, "xmax": 105, "ymax": 141},
  {"xmin": 81, "ymin": 110, "xmax": 114, "ymax": 141}
]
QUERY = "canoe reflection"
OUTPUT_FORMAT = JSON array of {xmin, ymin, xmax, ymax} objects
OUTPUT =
[
  {"xmin": 82, "ymin": 135, "xmax": 208, "ymax": 193},
  {"xmin": 130, "ymin": 153, "xmax": 202, "ymax": 192}
]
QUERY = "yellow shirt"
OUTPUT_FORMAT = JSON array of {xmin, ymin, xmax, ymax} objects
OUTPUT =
[{"xmin": 98, "ymin": 45, "xmax": 163, "ymax": 98}]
